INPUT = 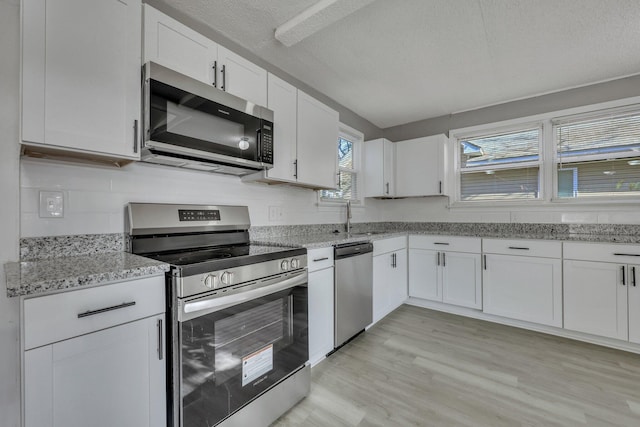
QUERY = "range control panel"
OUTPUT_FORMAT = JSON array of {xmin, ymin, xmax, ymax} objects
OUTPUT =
[{"xmin": 178, "ymin": 209, "xmax": 221, "ymax": 222}]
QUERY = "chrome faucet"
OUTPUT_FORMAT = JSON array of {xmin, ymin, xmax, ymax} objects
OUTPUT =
[{"xmin": 346, "ymin": 200, "xmax": 352, "ymax": 234}]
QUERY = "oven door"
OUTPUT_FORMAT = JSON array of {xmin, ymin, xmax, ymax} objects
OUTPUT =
[{"xmin": 176, "ymin": 271, "xmax": 308, "ymax": 427}]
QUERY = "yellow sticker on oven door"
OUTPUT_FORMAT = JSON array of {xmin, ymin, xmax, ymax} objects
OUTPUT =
[{"xmin": 242, "ymin": 344, "xmax": 273, "ymax": 387}]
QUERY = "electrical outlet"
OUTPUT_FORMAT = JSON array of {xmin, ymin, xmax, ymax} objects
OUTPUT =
[
  {"xmin": 39, "ymin": 191, "xmax": 64, "ymax": 218},
  {"xmin": 268, "ymin": 206, "xmax": 283, "ymax": 222}
]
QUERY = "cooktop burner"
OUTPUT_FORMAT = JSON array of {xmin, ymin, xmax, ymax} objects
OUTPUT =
[{"xmin": 150, "ymin": 245, "xmax": 249, "ymax": 266}]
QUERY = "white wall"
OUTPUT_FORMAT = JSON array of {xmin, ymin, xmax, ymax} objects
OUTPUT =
[
  {"xmin": 20, "ymin": 159, "xmax": 387, "ymax": 237},
  {"xmin": 1, "ymin": 0, "xmax": 23, "ymax": 425}
]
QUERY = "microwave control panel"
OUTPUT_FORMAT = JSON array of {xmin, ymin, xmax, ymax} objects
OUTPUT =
[{"xmin": 261, "ymin": 123, "xmax": 273, "ymax": 165}]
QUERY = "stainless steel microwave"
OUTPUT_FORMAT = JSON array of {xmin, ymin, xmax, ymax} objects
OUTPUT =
[{"xmin": 141, "ymin": 62, "xmax": 274, "ymax": 176}]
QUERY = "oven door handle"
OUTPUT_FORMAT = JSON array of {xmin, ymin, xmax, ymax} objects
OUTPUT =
[{"xmin": 180, "ymin": 271, "xmax": 307, "ymax": 321}]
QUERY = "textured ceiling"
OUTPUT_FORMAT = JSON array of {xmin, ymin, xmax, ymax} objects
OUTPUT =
[{"xmin": 160, "ymin": 0, "xmax": 640, "ymax": 129}]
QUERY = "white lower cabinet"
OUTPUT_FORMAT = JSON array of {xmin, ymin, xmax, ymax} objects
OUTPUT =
[
  {"xmin": 307, "ymin": 248, "xmax": 334, "ymax": 366},
  {"xmin": 563, "ymin": 242, "xmax": 640, "ymax": 342},
  {"xmin": 372, "ymin": 237, "xmax": 407, "ymax": 323},
  {"xmin": 482, "ymin": 239, "xmax": 562, "ymax": 327},
  {"xmin": 408, "ymin": 236, "xmax": 482, "ymax": 309},
  {"xmin": 22, "ymin": 277, "xmax": 166, "ymax": 427}
]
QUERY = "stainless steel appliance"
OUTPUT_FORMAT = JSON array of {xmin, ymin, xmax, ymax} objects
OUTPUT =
[
  {"xmin": 127, "ymin": 203, "xmax": 309, "ymax": 427},
  {"xmin": 334, "ymin": 241, "xmax": 373, "ymax": 348},
  {"xmin": 141, "ymin": 62, "xmax": 274, "ymax": 176}
]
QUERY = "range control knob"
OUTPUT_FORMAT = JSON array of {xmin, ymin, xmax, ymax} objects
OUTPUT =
[
  {"xmin": 220, "ymin": 271, "xmax": 234, "ymax": 285},
  {"xmin": 203, "ymin": 274, "xmax": 219, "ymax": 289},
  {"xmin": 280, "ymin": 260, "xmax": 290, "ymax": 271},
  {"xmin": 290, "ymin": 258, "xmax": 300, "ymax": 269}
]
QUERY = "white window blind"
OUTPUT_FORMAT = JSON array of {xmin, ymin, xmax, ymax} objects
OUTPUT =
[
  {"xmin": 458, "ymin": 128, "xmax": 541, "ymax": 201},
  {"xmin": 555, "ymin": 109, "xmax": 640, "ymax": 198}
]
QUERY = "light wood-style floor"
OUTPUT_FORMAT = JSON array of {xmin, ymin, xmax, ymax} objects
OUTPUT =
[{"xmin": 273, "ymin": 305, "xmax": 640, "ymax": 426}]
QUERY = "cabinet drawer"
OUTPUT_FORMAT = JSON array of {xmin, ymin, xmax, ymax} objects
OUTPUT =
[
  {"xmin": 409, "ymin": 235, "xmax": 481, "ymax": 253},
  {"xmin": 564, "ymin": 241, "xmax": 640, "ymax": 263},
  {"xmin": 373, "ymin": 236, "xmax": 407, "ymax": 256},
  {"xmin": 307, "ymin": 247, "xmax": 334, "ymax": 273},
  {"xmin": 24, "ymin": 276, "xmax": 165, "ymax": 350},
  {"xmin": 482, "ymin": 238, "xmax": 561, "ymax": 258}
]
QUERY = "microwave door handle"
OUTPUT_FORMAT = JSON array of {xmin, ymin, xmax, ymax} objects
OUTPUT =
[
  {"xmin": 257, "ymin": 128, "xmax": 262, "ymax": 162},
  {"xmin": 180, "ymin": 271, "xmax": 307, "ymax": 321}
]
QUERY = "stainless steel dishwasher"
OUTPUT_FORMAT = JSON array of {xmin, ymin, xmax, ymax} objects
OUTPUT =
[{"xmin": 334, "ymin": 241, "xmax": 374, "ymax": 348}]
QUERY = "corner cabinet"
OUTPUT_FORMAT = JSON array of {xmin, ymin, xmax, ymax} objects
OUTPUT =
[
  {"xmin": 143, "ymin": 5, "xmax": 267, "ymax": 107},
  {"xmin": 372, "ymin": 236, "xmax": 408, "ymax": 323},
  {"xmin": 363, "ymin": 134, "xmax": 448, "ymax": 198},
  {"xmin": 563, "ymin": 242, "xmax": 640, "ymax": 342},
  {"xmin": 482, "ymin": 239, "xmax": 562, "ymax": 328},
  {"xmin": 22, "ymin": 0, "xmax": 142, "ymax": 162},
  {"xmin": 22, "ymin": 277, "xmax": 166, "ymax": 427},
  {"xmin": 244, "ymin": 74, "xmax": 339, "ymax": 190},
  {"xmin": 408, "ymin": 235, "xmax": 482, "ymax": 309}
]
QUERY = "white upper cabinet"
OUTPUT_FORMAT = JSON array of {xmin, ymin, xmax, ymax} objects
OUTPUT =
[
  {"xmin": 261, "ymin": 73, "xmax": 298, "ymax": 182},
  {"xmin": 143, "ymin": 5, "xmax": 217, "ymax": 85},
  {"xmin": 22, "ymin": 0, "xmax": 142, "ymax": 160},
  {"xmin": 143, "ymin": 5, "xmax": 267, "ymax": 106},
  {"xmin": 217, "ymin": 46, "xmax": 267, "ymax": 107},
  {"xmin": 296, "ymin": 90, "xmax": 339, "ymax": 189},
  {"xmin": 363, "ymin": 138, "xmax": 395, "ymax": 197},
  {"xmin": 395, "ymin": 134, "xmax": 448, "ymax": 197},
  {"xmin": 363, "ymin": 134, "xmax": 448, "ymax": 198}
]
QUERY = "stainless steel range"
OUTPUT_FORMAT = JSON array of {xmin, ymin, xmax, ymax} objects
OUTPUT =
[{"xmin": 127, "ymin": 203, "xmax": 309, "ymax": 427}]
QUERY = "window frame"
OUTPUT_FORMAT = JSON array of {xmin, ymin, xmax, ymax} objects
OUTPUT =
[
  {"xmin": 318, "ymin": 123, "xmax": 365, "ymax": 205},
  {"xmin": 449, "ymin": 96, "xmax": 640, "ymax": 208}
]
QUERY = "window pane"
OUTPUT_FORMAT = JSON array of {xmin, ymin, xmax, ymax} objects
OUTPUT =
[
  {"xmin": 461, "ymin": 167, "xmax": 540, "ymax": 200},
  {"xmin": 460, "ymin": 128, "xmax": 540, "ymax": 168},
  {"xmin": 557, "ymin": 112, "xmax": 640, "ymax": 158},
  {"xmin": 321, "ymin": 171, "xmax": 357, "ymax": 201},
  {"xmin": 557, "ymin": 158, "xmax": 640, "ymax": 198},
  {"xmin": 338, "ymin": 137, "xmax": 353, "ymax": 169}
]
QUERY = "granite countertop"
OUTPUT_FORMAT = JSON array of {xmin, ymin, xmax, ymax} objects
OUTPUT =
[
  {"xmin": 253, "ymin": 230, "xmax": 640, "ymax": 248},
  {"xmin": 5, "ymin": 252, "xmax": 170, "ymax": 298}
]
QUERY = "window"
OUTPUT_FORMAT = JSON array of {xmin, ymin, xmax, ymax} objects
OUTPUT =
[
  {"xmin": 320, "ymin": 124, "xmax": 363, "ymax": 203},
  {"xmin": 555, "ymin": 108, "xmax": 640, "ymax": 198},
  {"xmin": 457, "ymin": 127, "xmax": 541, "ymax": 201}
]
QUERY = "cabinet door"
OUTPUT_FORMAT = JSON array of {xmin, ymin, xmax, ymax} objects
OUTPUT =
[
  {"xmin": 373, "ymin": 252, "xmax": 392, "ymax": 323},
  {"xmin": 629, "ymin": 264, "xmax": 640, "ymax": 344},
  {"xmin": 389, "ymin": 250, "xmax": 408, "ymax": 310},
  {"xmin": 296, "ymin": 91, "xmax": 339, "ymax": 189},
  {"xmin": 564, "ymin": 260, "xmax": 628, "ymax": 340},
  {"xmin": 363, "ymin": 139, "xmax": 394, "ymax": 197},
  {"xmin": 408, "ymin": 249, "xmax": 441, "ymax": 302},
  {"xmin": 23, "ymin": 0, "xmax": 141, "ymax": 158},
  {"xmin": 265, "ymin": 73, "xmax": 297, "ymax": 182},
  {"xmin": 218, "ymin": 46, "xmax": 267, "ymax": 107},
  {"xmin": 395, "ymin": 134, "xmax": 446, "ymax": 197},
  {"xmin": 483, "ymin": 255, "xmax": 562, "ymax": 327},
  {"xmin": 442, "ymin": 252, "xmax": 482, "ymax": 309},
  {"xmin": 24, "ymin": 315, "xmax": 166, "ymax": 427},
  {"xmin": 308, "ymin": 267, "xmax": 334, "ymax": 366},
  {"xmin": 143, "ymin": 4, "xmax": 217, "ymax": 85}
]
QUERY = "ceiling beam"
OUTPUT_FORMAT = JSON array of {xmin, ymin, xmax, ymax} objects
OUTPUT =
[{"xmin": 275, "ymin": 0, "xmax": 377, "ymax": 47}]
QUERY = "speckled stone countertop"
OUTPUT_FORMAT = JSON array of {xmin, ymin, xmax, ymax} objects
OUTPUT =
[
  {"xmin": 5, "ymin": 251, "xmax": 169, "ymax": 298},
  {"xmin": 252, "ymin": 231, "xmax": 408, "ymax": 249}
]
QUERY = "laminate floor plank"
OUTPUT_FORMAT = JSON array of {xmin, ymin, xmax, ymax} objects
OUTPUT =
[{"xmin": 273, "ymin": 306, "xmax": 640, "ymax": 426}]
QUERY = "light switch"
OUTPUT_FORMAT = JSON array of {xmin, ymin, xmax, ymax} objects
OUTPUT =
[{"xmin": 39, "ymin": 191, "xmax": 64, "ymax": 218}]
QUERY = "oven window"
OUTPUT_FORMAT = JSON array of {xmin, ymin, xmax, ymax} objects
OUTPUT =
[
  {"xmin": 149, "ymin": 80, "xmax": 260, "ymax": 161},
  {"xmin": 180, "ymin": 286, "xmax": 308, "ymax": 427}
]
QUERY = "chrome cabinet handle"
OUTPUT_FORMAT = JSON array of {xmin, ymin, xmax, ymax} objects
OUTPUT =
[
  {"xmin": 221, "ymin": 64, "xmax": 226, "ymax": 91},
  {"xmin": 157, "ymin": 318, "xmax": 163, "ymax": 360},
  {"xmin": 633, "ymin": 266, "xmax": 637, "ymax": 287},
  {"xmin": 614, "ymin": 253, "xmax": 640, "ymax": 257},
  {"xmin": 437, "ymin": 252, "xmax": 440, "ymax": 266},
  {"xmin": 508, "ymin": 246, "xmax": 529, "ymax": 250},
  {"xmin": 212, "ymin": 60, "xmax": 217, "ymax": 87},
  {"xmin": 386, "ymin": 182, "xmax": 389, "ymax": 194},
  {"xmin": 439, "ymin": 181, "xmax": 442, "ymax": 194},
  {"xmin": 442, "ymin": 252, "xmax": 446, "ymax": 267},
  {"xmin": 622, "ymin": 266, "xmax": 626, "ymax": 286},
  {"xmin": 78, "ymin": 301, "xmax": 136, "ymax": 318},
  {"xmin": 313, "ymin": 257, "xmax": 329, "ymax": 262},
  {"xmin": 293, "ymin": 160, "xmax": 298, "ymax": 179},
  {"xmin": 434, "ymin": 242, "xmax": 449, "ymax": 246},
  {"xmin": 133, "ymin": 120, "xmax": 138, "ymax": 154},
  {"xmin": 483, "ymin": 254, "xmax": 487, "ymax": 270}
]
